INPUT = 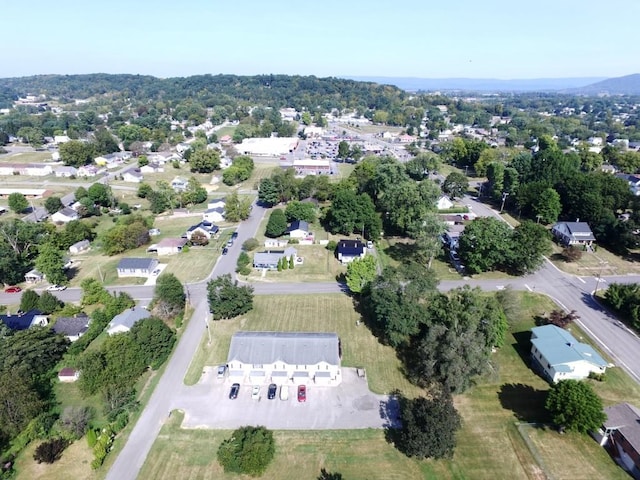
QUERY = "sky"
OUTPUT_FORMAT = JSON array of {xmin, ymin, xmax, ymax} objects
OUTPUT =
[{"xmin": 3, "ymin": 0, "xmax": 639, "ymax": 80}]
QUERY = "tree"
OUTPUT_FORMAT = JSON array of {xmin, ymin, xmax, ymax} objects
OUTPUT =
[
  {"xmin": 102, "ymin": 218, "xmax": 150, "ymax": 255},
  {"xmin": 35, "ymin": 243, "xmax": 67, "ymax": 285},
  {"xmin": 0, "ymin": 370, "xmax": 45, "ymax": 439},
  {"xmin": 207, "ymin": 274, "xmax": 254, "ymax": 320},
  {"xmin": 325, "ymin": 189, "xmax": 381, "ymax": 240},
  {"xmin": 507, "ymin": 221, "xmax": 551, "ymax": 275},
  {"xmin": 8, "ymin": 192, "xmax": 28, "ymax": 214},
  {"xmin": 88, "ymin": 183, "xmax": 112, "ymax": 207},
  {"xmin": 20, "ymin": 289, "xmax": 40, "ymax": 311},
  {"xmin": 59, "ymin": 406, "xmax": 92, "ymax": 438},
  {"xmin": 44, "ymin": 196, "xmax": 64, "ymax": 214},
  {"xmin": 38, "ymin": 291, "xmax": 63, "ymax": 314},
  {"xmin": 129, "ymin": 317, "xmax": 176, "ymax": 370},
  {"xmin": 458, "ymin": 217, "xmax": 513, "ymax": 274},
  {"xmin": 189, "ymin": 149, "xmax": 220, "ymax": 173},
  {"xmin": 533, "ymin": 187, "xmax": 562, "ymax": 224},
  {"xmin": 561, "ymin": 245, "xmax": 583, "ymax": 262},
  {"xmin": 397, "ymin": 391, "xmax": 461, "ymax": 459},
  {"xmin": 285, "ymin": 200, "xmax": 316, "ymax": 223},
  {"xmin": 337, "ymin": 141, "xmax": 350, "ymax": 160},
  {"xmin": 153, "ymin": 273, "xmax": 185, "ymax": 321},
  {"xmin": 545, "ymin": 380, "xmax": 605, "ymax": 433},
  {"xmin": 217, "ymin": 426, "xmax": 275, "ymax": 476},
  {"xmin": 410, "ymin": 214, "xmax": 447, "ymax": 269},
  {"xmin": 59, "ymin": 140, "xmax": 95, "ymax": 167},
  {"xmin": 265, "ymin": 209, "xmax": 287, "ymax": 238},
  {"xmin": 318, "ymin": 469, "xmax": 343, "ymax": 480},
  {"xmin": 346, "ymin": 255, "xmax": 377, "ymax": 294},
  {"xmin": 33, "ymin": 437, "xmax": 69, "ymax": 464},
  {"xmin": 180, "ymin": 177, "xmax": 207, "ymax": 206},
  {"xmin": 258, "ymin": 177, "xmax": 280, "ymax": 207},
  {"xmin": 546, "ymin": 309, "xmax": 579, "ymax": 329},
  {"xmin": 442, "ymin": 172, "xmax": 469, "ymax": 199}
]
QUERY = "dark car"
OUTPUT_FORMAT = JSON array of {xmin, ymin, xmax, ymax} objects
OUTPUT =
[
  {"xmin": 297, "ymin": 385, "xmax": 306, "ymax": 403},
  {"xmin": 4, "ymin": 286, "xmax": 21, "ymax": 293},
  {"xmin": 267, "ymin": 383, "xmax": 277, "ymax": 400},
  {"xmin": 229, "ymin": 383, "xmax": 240, "ymax": 400},
  {"xmin": 222, "ymin": 247, "xmax": 229, "ymax": 255},
  {"xmin": 231, "ymin": 231, "xmax": 238, "ymax": 239}
]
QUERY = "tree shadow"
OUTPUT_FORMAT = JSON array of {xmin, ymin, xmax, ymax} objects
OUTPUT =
[
  {"xmin": 383, "ymin": 241, "xmax": 419, "ymax": 263},
  {"xmin": 383, "ymin": 390, "xmax": 405, "ymax": 446},
  {"xmin": 498, "ymin": 383, "xmax": 550, "ymax": 423}
]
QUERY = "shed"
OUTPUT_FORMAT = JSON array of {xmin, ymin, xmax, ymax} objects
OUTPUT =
[
  {"xmin": 69, "ymin": 239, "xmax": 90, "ymax": 254},
  {"xmin": 58, "ymin": 368, "xmax": 80, "ymax": 383}
]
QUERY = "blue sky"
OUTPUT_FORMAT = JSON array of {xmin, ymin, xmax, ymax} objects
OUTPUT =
[{"xmin": 4, "ymin": 0, "xmax": 638, "ymax": 79}]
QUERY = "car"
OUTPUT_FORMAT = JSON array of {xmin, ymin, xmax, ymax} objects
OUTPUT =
[
  {"xmin": 251, "ymin": 385, "xmax": 260, "ymax": 400},
  {"xmin": 267, "ymin": 383, "xmax": 277, "ymax": 400},
  {"xmin": 226, "ymin": 239, "xmax": 234, "ymax": 247},
  {"xmin": 297, "ymin": 385, "xmax": 306, "ymax": 402},
  {"xmin": 367, "ymin": 240, "xmax": 373, "ymax": 249},
  {"xmin": 229, "ymin": 383, "xmax": 240, "ymax": 400},
  {"xmin": 450, "ymin": 251, "xmax": 461, "ymax": 262},
  {"xmin": 46, "ymin": 284, "xmax": 67, "ymax": 291},
  {"xmin": 231, "ymin": 231, "xmax": 238, "ymax": 239},
  {"xmin": 217, "ymin": 365, "xmax": 226, "ymax": 379},
  {"xmin": 4, "ymin": 286, "xmax": 21, "ymax": 293},
  {"xmin": 152, "ymin": 269, "xmax": 161, "ymax": 276},
  {"xmin": 222, "ymin": 247, "xmax": 229, "ymax": 255},
  {"xmin": 280, "ymin": 385, "xmax": 289, "ymax": 401}
]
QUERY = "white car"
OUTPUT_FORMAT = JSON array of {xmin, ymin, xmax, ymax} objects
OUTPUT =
[
  {"xmin": 280, "ymin": 385, "xmax": 289, "ymax": 401},
  {"xmin": 251, "ymin": 385, "xmax": 260, "ymax": 400},
  {"xmin": 46, "ymin": 284, "xmax": 67, "ymax": 291}
]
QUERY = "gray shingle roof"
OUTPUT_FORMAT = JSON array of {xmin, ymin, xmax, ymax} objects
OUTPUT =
[
  {"xmin": 108, "ymin": 307, "xmax": 150, "ymax": 331},
  {"xmin": 604, "ymin": 403, "xmax": 640, "ymax": 454},
  {"xmin": 227, "ymin": 331, "xmax": 340, "ymax": 366},
  {"xmin": 52, "ymin": 314, "xmax": 89, "ymax": 337},
  {"xmin": 117, "ymin": 258, "xmax": 157, "ymax": 270}
]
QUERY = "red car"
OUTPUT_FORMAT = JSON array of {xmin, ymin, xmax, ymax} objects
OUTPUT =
[
  {"xmin": 297, "ymin": 385, "xmax": 306, "ymax": 403},
  {"xmin": 4, "ymin": 286, "xmax": 21, "ymax": 293}
]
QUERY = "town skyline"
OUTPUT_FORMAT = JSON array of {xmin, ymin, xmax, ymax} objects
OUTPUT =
[{"xmin": 5, "ymin": 0, "xmax": 638, "ymax": 79}]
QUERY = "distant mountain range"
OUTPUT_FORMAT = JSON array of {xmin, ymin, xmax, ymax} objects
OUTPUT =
[{"xmin": 344, "ymin": 74, "xmax": 640, "ymax": 94}]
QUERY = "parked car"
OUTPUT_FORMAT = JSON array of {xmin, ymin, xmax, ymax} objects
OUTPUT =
[
  {"xmin": 222, "ymin": 247, "xmax": 229, "ymax": 255},
  {"xmin": 367, "ymin": 240, "xmax": 373, "ymax": 249},
  {"xmin": 251, "ymin": 385, "xmax": 260, "ymax": 400},
  {"xmin": 450, "ymin": 251, "xmax": 461, "ymax": 262},
  {"xmin": 231, "ymin": 231, "xmax": 238, "ymax": 239},
  {"xmin": 229, "ymin": 383, "xmax": 240, "ymax": 399},
  {"xmin": 4, "ymin": 286, "xmax": 21, "ymax": 293},
  {"xmin": 217, "ymin": 365, "xmax": 226, "ymax": 379},
  {"xmin": 46, "ymin": 284, "xmax": 67, "ymax": 291},
  {"xmin": 297, "ymin": 385, "xmax": 307, "ymax": 402},
  {"xmin": 152, "ymin": 269, "xmax": 161, "ymax": 275},
  {"xmin": 280, "ymin": 385, "xmax": 289, "ymax": 401},
  {"xmin": 267, "ymin": 383, "xmax": 277, "ymax": 400},
  {"xmin": 226, "ymin": 239, "xmax": 234, "ymax": 247}
]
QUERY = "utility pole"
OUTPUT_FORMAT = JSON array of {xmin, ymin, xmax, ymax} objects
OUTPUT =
[
  {"xmin": 594, "ymin": 261, "xmax": 608, "ymax": 296},
  {"xmin": 205, "ymin": 314, "xmax": 212, "ymax": 345},
  {"xmin": 500, "ymin": 192, "xmax": 509, "ymax": 213}
]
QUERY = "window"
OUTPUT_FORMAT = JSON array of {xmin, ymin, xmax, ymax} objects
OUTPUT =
[{"xmin": 253, "ymin": 364, "xmax": 263, "ymax": 369}]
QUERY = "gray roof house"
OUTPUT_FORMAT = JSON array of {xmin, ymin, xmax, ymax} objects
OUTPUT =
[
  {"xmin": 116, "ymin": 257, "xmax": 159, "ymax": 278},
  {"xmin": 598, "ymin": 403, "xmax": 640, "ymax": 478},
  {"xmin": 107, "ymin": 307, "xmax": 150, "ymax": 335},
  {"xmin": 226, "ymin": 331, "xmax": 341, "ymax": 386},
  {"xmin": 253, "ymin": 247, "xmax": 297, "ymax": 270},
  {"xmin": 52, "ymin": 313, "xmax": 90, "ymax": 341},
  {"xmin": 551, "ymin": 222, "xmax": 595, "ymax": 247},
  {"xmin": 287, "ymin": 220, "xmax": 310, "ymax": 239},
  {"xmin": 51, "ymin": 207, "xmax": 80, "ymax": 224},
  {"xmin": 69, "ymin": 239, "xmax": 90, "ymax": 254},
  {"xmin": 530, "ymin": 324, "xmax": 608, "ymax": 382}
]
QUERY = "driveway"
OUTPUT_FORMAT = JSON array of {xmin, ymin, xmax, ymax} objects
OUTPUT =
[{"xmin": 172, "ymin": 367, "xmax": 399, "ymax": 430}]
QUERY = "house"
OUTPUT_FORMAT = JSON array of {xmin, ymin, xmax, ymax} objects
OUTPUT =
[
  {"xmin": 156, "ymin": 237, "xmax": 188, "ymax": 255},
  {"xmin": 292, "ymin": 158, "xmax": 332, "ymax": 175},
  {"xmin": 171, "ymin": 176, "xmax": 189, "ymax": 192},
  {"xmin": 220, "ymin": 135, "xmax": 232, "ymax": 144},
  {"xmin": 122, "ymin": 168, "xmax": 143, "ymax": 183},
  {"xmin": 436, "ymin": 195, "xmax": 454, "ymax": 210},
  {"xmin": 597, "ymin": 403, "xmax": 640, "ymax": 479},
  {"xmin": 69, "ymin": 239, "xmax": 90, "ymax": 254},
  {"xmin": 24, "ymin": 269, "xmax": 45, "ymax": 283},
  {"xmin": 0, "ymin": 309, "xmax": 48, "ymax": 330},
  {"xmin": 202, "ymin": 207, "xmax": 225, "ymax": 223},
  {"xmin": 53, "ymin": 135, "xmax": 70, "ymax": 145},
  {"xmin": 336, "ymin": 239, "xmax": 366, "ymax": 264},
  {"xmin": 116, "ymin": 258, "xmax": 159, "ymax": 278},
  {"xmin": 442, "ymin": 224, "xmax": 466, "ymax": 250},
  {"xmin": 51, "ymin": 207, "xmax": 79, "ymax": 224},
  {"xmin": 23, "ymin": 207, "xmax": 49, "ymax": 223},
  {"xmin": 140, "ymin": 162, "xmax": 164, "ymax": 174},
  {"xmin": 530, "ymin": 324, "xmax": 608, "ymax": 382},
  {"xmin": 52, "ymin": 313, "xmax": 90, "ymax": 341},
  {"xmin": 57, "ymin": 368, "xmax": 80, "ymax": 383},
  {"xmin": 616, "ymin": 173, "xmax": 640, "ymax": 196},
  {"xmin": 54, "ymin": 166, "xmax": 78, "ymax": 178},
  {"xmin": 185, "ymin": 221, "xmax": 219, "ymax": 241},
  {"xmin": 253, "ymin": 247, "xmax": 298, "ymax": 270},
  {"xmin": 107, "ymin": 307, "xmax": 150, "ymax": 335},
  {"xmin": 77, "ymin": 165, "xmax": 103, "ymax": 177},
  {"xmin": 551, "ymin": 222, "xmax": 595, "ymax": 247},
  {"xmin": 287, "ymin": 220, "xmax": 310, "ymax": 239},
  {"xmin": 226, "ymin": 331, "xmax": 341, "ymax": 386},
  {"xmin": 207, "ymin": 198, "xmax": 226, "ymax": 210},
  {"xmin": 60, "ymin": 192, "xmax": 76, "ymax": 207}
]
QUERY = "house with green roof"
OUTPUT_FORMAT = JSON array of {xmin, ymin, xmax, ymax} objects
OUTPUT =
[{"xmin": 530, "ymin": 324, "xmax": 608, "ymax": 383}]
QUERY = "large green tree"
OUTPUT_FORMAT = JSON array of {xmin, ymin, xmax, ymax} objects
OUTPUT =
[
  {"xmin": 345, "ymin": 255, "xmax": 377, "ymax": 294},
  {"xmin": 442, "ymin": 172, "xmax": 469, "ymax": 199},
  {"xmin": 284, "ymin": 200, "xmax": 316, "ymax": 223},
  {"xmin": 153, "ymin": 273, "xmax": 185, "ymax": 321},
  {"xmin": 35, "ymin": 243, "xmax": 67, "ymax": 285},
  {"xmin": 458, "ymin": 217, "xmax": 512, "ymax": 274},
  {"xmin": 129, "ymin": 317, "xmax": 176, "ymax": 370},
  {"xmin": 8, "ymin": 192, "xmax": 28, "ymax": 214},
  {"xmin": 325, "ymin": 189, "xmax": 381, "ymax": 240},
  {"xmin": 265, "ymin": 209, "xmax": 287, "ymax": 238},
  {"xmin": 59, "ymin": 140, "xmax": 96, "ymax": 167},
  {"xmin": 508, "ymin": 221, "xmax": 551, "ymax": 275},
  {"xmin": 207, "ymin": 274, "xmax": 254, "ymax": 320},
  {"xmin": 217, "ymin": 426, "xmax": 275, "ymax": 476},
  {"xmin": 545, "ymin": 380, "xmax": 605, "ymax": 433},
  {"xmin": 189, "ymin": 149, "xmax": 220, "ymax": 173}
]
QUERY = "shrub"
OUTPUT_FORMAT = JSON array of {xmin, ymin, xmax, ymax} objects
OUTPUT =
[
  {"xmin": 59, "ymin": 406, "xmax": 92, "ymax": 439},
  {"xmin": 326, "ymin": 240, "xmax": 337, "ymax": 252},
  {"xmin": 242, "ymin": 238, "xmax": 259, "ymax": 251},
  {"xmin": 86, "ymin": 428, "xmax": 98, "ymax": 448},
  {"xmin": 217, "ymin": 426, "xmax": 275, "ymax": 476},
  {"xmin": 33, "ymin": 438, "xmax": 69, "ymax": 464}
]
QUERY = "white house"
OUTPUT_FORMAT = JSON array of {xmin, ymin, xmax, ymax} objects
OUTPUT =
[
  {"xmin": 69, "ymin": 239, "xmax": 90, "ymax": 254},
  {"xmin": 286, "ymin": 220, "xmax": 311, "ymax": 239},
  {"xmin": 116, "ymin": 258, "xmax": 159, "ymax": 278},
  {"xmin": 51, "ymin": 207, "xmax": 80, "ymax": 224},
  {"xmin": 24, "ymin": 269, "xmax": 45, "ymax": 283},
  {"xmin": 185, "ymin": 221, "xmax": 219, "ymax": 241},
  {"xmin": 0, "ymin": 309, "xmax": 48, "ymax": 331},
  {"xmin": 52, "ymin": 314, "xmax": 90, "ymax": 342},
  {"xmin": 207, "ymin": 198, "xmax": 226, "ymax": 210},
  {"xmin": 253, "ymin": 247, "xmax": 298, "ymax": 270},
  {"xmin": 336, "ymin": 239, "xmax": 366, "ymax": 264},
  {"xmin": 122, "ymin": 168, "xmax": 143, "ymax": 183},
  {"xmin": 436, "ymin": 195, "xmax": 454, "ymax": 210},
  {"xmin": 54, "ymin": 166, "xmax": 78, "ymax": 178},
  {"xmin": 202, "ymin": 207, "xmax": 225, "ymax": 223},
  {"xmin": 530, "ymin": 324, "xmax": 609, "ymax": 382},
  {"xmin": 107, "ymin": 307, "xmax": 150, "ymax": 335},
  {"xmin": 156, "ymin": 237, "xmax": 188, "ymax": 256},
  {"xmin": 551, "ymin": 222, "xmax": 595, "ymax": 247},
  {"xmin": 226, "ymin": 331, "xmax": 342, "ymax": 386},
  {"xmin": 140, "ymin": 162, "xmax": 164, "ymax": 174},
  {"xmin": 171, "ymin": 176, "xmax": 189, "ymax": 192},
  {"xmin": 57, "ymin": 368, "xmax": 80, "ymax": 383}
]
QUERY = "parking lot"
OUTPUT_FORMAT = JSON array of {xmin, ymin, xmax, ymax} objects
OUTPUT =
[{"xmin": 171, "ymin": 367, "xmax": 400, "ymax": 430}]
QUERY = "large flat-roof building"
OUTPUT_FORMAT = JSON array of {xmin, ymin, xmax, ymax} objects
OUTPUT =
[
  {"xmin": 226, "ymin": 331, "xmax": 341, "ymax": 386},
  {"xmin": 238, "ymin": 137, "xmax": 299, "ymax": 157}
]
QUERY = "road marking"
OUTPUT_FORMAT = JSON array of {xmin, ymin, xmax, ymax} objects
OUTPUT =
[
  {"xmin": 577, "ymin": 277, "xmax": 586, "ymax": 284},
  {"xmin": 525, "ymin": 284, "xmax": 532, "ymax": 292}
]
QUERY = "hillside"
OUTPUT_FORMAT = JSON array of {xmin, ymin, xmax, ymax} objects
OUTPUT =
[{"xmin": 565, "ymin": 73, "xmax": 640, "ymax": 95}]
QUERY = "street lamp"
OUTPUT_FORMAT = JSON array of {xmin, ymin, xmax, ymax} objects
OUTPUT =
[{"xmin": 500, "ymin": 192, "xmax": 510, "ymax": 213}]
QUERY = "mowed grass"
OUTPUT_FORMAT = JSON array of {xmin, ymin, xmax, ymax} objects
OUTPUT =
[
  {"xmin": 184, "ymin": 294, "xmax": 422, "ymax": 396},
  {"xmin": 549, "ymin": 243, "xmax": 640, "ymax": 276},
  {"xmin": 139, "ymin": 412, "xmax": 428, "ymax": 480},
  {"xmin": 0, "ymin": 151, "xmax": 53, "ymax": 164}
]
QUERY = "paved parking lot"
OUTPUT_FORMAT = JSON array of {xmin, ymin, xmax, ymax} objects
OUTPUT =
[{"xmin": 171, "ymin": 368, "xmax": 399, "ymax": 430}]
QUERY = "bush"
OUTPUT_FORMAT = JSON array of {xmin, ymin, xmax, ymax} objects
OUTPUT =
[
  {"xmin": 33, "ymin": 438, "xmax": 69, "ymax": 464},
  {"xmin": 326, "ymin": 240, "xmax": 337, "ymax": 252},
  {"xmin": 86, "ymin": 428, "xmax": 98, "ymax": 448},
  {"xmin": 217, "ymin": 426, "xmax": 275, "ymax": 476},
  {"xmin": 265, "ymin": 209, "xmax": 287, "ymax": 238},
  {"xmin": 242, "ymin": 238, "xmax": 259, "ymax": 251},
  {"xmin": 59, "ymin": 406, "xmax": 92, "ymax": 439}
]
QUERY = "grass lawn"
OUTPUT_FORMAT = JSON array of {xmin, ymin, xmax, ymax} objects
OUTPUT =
[
  {"xmin": 0, "ymin": 151, "xmax": 53, "ymax": 164},
  {"xmin": 549, "ymin": 243, "xmax": 640, "ymax": 276},
  {"xmin": 184, "ymin": 294, "xmax": 423, "ymax": 396}
]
